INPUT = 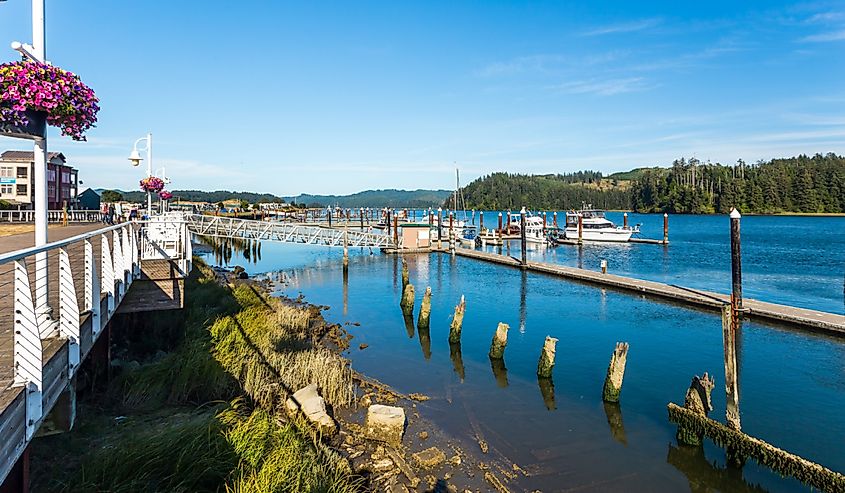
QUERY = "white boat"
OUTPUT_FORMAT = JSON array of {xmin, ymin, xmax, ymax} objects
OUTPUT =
[
  {"xmin": 563, "ymin": 207, "xmax": 638, "ymax": 242},
  {"xmin": 519, "ymin": 215, "xmax": 548, "ymax": 244}
]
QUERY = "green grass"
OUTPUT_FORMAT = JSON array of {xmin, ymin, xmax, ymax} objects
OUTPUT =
[{"xmin": 32, "ymin": 258, "xmax": 362, "ymax": 493}]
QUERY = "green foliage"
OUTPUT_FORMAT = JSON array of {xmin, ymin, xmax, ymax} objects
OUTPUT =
[
  {"xmin": 459, "ymin": 172, "xmax": 630, "ymax": 210},
  {"xmin": 117, "ymin": 189, "xmax": 286, "ymax": 204},
  {"xmin": 295, "ymin": 189, "xmax": 452, "ymax": 208},
  {"xmin": 100, "ymin": 189, "xmax": 123, "ymax": 202},
  {"xmin": 631, "ymin": 154, "xmax": 845, "ymax": 213}
]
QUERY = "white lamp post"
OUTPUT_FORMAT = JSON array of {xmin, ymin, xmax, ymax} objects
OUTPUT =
[{"xmin": 128, "ymin": 132, "xmax": 152, "ymax": 216}]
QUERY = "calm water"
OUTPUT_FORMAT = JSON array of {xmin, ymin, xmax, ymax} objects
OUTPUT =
[{"xmin": 203, "ymin": 214, "xmax": 845, "ymax": 492}]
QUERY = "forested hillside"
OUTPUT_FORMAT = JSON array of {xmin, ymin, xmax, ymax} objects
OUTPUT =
[
  {"xmin": 293, "ymin": 189, "xmax": 451, "ymax": 208},
  {"xmin": 458, "ymin": 172, "xmax": 631, "ymax": 210},
  {"xmin": 630, "ymin": 153, "xmax": 845, "ymax": 213}
]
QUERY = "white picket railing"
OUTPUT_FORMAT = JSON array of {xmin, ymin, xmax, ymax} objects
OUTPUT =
[{"xmin": 0, "ymin": 215, "xmax": 191, "ymax": 484}]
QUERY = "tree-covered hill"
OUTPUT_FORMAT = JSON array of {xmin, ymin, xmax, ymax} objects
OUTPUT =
[
  {"xmin": 116, "ymin": 189, "xmax": 286, "ymax": 204},
  {"xmin": 292, "ymin": 189, "xmax": 451, "ymax": 208}
]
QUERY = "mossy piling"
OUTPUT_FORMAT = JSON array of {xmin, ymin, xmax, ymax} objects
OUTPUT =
[
  {"xmin": 448, "ymin": 295, "xmax": 466, "ymax": 344},
  {"xmin": 602, "ymin": 342, "xmax": 629, "ymax": 403},
  {"xmin": 536, "ymin": 336, "xmax": 558, "ymax": 378}
]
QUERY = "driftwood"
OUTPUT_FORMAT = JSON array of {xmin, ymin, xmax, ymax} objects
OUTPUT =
[{"xmin": 668, "ymin": 403, "xmax": 845, "ymax": 493}]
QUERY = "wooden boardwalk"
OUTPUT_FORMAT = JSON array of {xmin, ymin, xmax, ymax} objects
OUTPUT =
[{"xmin": 443, "ymin": 247, "xmax": 845, "ymax": 336}]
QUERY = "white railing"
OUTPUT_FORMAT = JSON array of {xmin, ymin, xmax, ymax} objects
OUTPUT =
[
  {"xmin": 0, "ymin": 209, "xmax": 101, "ymax": 223},
  {"xmin": 0, "ymin": 215, "xmax": 191, "ymax": 484},
  {"xmin": 185, "ymin": 214, "xmax": 395, "ymax": 249}
]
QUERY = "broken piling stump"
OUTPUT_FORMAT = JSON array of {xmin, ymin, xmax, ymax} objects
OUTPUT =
[
  {"xmin": 602, "ymin": 342, "xmax": 629, "ymax": 403},
  {"xmin": 488, "ymin": 322, "xmax": 509, "ymax": 359},
  {"xmin": 676, "ymin": 373, "xmax": 715, "ymax": 446},
  {"xmin": 401, "ymin": 258, "xmax": 409, "ymax": 291},
  {"xmin": 365, "ymin": 404, "xmax": 406, "ymax": 446},
  {"xmin": 417, "ymin": 286, "xmax": 432, "ymax": 330},
  {"xmin": 400, "ymin": 283, "xmax": 415, "ymax": 313},
  {"xmin": 448, "ymin": 295, "xmax": 466, "ymax": 343},
  {"xmin": 536, "ymin": 336, "xmax": 558, "ymax": 378}
]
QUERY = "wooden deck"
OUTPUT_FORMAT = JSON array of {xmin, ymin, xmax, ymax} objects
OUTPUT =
[{"xmin": 444, "ymin": 247, "xmax": 845, "ymax": 336}]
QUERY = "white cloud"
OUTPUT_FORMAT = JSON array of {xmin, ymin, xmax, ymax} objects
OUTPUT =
[
  {"xmin": 801, "ymin": 29, "xmax": 845, "ymax": 42},
  {"xmin": 550, "ymin": 77, "xmax": 651, "ymax": 96},
  {"xmin": 582, "ymin": 18, "xmax": 662, "ymax": 36}
]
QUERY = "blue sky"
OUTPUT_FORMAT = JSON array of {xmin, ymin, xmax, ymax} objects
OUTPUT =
[{"xmin": 1, "ymin": 1, "xmax": 844, "ymax": 195}]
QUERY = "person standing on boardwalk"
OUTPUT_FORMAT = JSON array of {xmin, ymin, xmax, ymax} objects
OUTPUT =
[
  {"xmin": 115, "ymin": 202, "xmax": 123, "ymax": 224},
  {"xmin": 100, "ymin": 202, "xmax": 109, "ymax": 223},
  {"xmin": 107, "ymin": 203, "xmax": 115, "ymax": 225}
]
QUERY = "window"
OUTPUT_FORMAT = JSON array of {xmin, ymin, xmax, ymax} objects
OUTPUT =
[
  {"xmin": 0, "ymin": 184, "xmax": 12, "ymax": 195},
  {"xmin": 47, "ymin": 169, "xmax": 56, "ymax": 182},
  {"xmin": 61, "ymin": 188, "xmax": 71, "ymax": 199},
  {"xmin": 16, "ymin": 167, "xmax": 27, "ymax": 178},
  {"xmin": 17, "ymin": 184, "xmax": 27, "ymax": 195},
  {"xmin": 0, "ymin": 167, "xmax": 12, "ymax": 178},
  {"xmin": 48, "ymin": 185, "xmax": 56, "ymax": 198},
  {"xmin": 61, "ymin": 171, "xmax": 71, "ymax": 184}
]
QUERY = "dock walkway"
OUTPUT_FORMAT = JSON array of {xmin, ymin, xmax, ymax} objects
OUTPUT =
[{"xmin": 441, "ymin": 247, "xmax": 845, "ymax": 336}]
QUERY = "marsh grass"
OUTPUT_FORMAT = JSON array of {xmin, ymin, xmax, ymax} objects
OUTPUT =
[{"xmin": 36, "ymin": 258, "xmax": 361, "ymax": 492}]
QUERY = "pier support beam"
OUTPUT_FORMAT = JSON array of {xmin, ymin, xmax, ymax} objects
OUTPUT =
[
  {"xmin": 722, "ymin": 304, "xmax": 741, "ymax": 431},
  {"xmin": 0, "ymin": 446, "xmax": 29, "ymax": 493}
]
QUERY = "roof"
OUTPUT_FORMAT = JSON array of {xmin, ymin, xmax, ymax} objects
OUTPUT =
[
  {"xmin": 1, "ymin": 150, "xmax": 67, "ymax": 162},
  {"xmin": 78, "ymin": 188, "xmax": 100, "ymax": 196}
]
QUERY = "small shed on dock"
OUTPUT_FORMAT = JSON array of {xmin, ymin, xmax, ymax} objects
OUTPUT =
[{"xmin": 400, "ymin": 223, "xmax": 430, "ymax": 249}]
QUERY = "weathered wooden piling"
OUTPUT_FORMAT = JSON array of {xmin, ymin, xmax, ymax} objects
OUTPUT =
[
  {"xmin": 623, "ymin": 212, "xmax": 628, "ymax": 228},
  {"xmin": 401, "ymin": 283, "xmax": 415, "ymax": 313},
  {"xmin": 448, "ymin": 295, "xmax": 466, "ymax": 343},
  {"xmin": 578, "ymin": 214, "xmax": 583, "ymax": 244},
  {"xmin": 601, "ymin": 342, "xmax": 629, "ymax": 403},
  {"xmin": 676, "ymin": 373, "xmax": 715, "ymax": 446},
  {"xmin": 536, "ymin": 336, "xmax": 558, "ymax": 378},
  {"xmin": 328, "ymin": 207, "xmax": 333, "ymax": 228},
  {"xmin": 386, "ymin": 209, "xmax": 391, "ymax": 234},
  {"xmin": 488, "ymin": 322, "xmax": 509, "ymax": 359},
  {"xmin": 730, "ymin": 208, "xmax": 743, "ymax": 317},
  {"xmin": 663, "ymin": 212, "xmax": 669, "ymax": 244},
  {"xmin": 479, "ymin": 211, "xmax": 484, "ymax": 231},
  {"xmin": 520, "ymin": 207, "xmax": 527, "ymax": 267},
  {"xmin": 438, "ymin": 208, "xmax": 443, "ymax": 249},
  {"xmin": 497, "ymin": 212, "xmax": 503, "ymax": 239},
  {"xmin": 393, "ymin": 215, "xmax": 399, "ymax": 246},
  {"xmin": 359, "ymin": 208, "xmax": 364, "ymax": 230},
  {"xmin": 722, "ymin": 304, "xmax": 741, "ymax": 430},
  {"xmin": 601, "ymin": 259, "xmax": 608, "ymax": 274},
  {"xmin": 553, "ymin": 211, "xmax": 558, "ymax": 228},
  {"xmin": 401, "ymin": 258, "xmax": 409, "ymax": 291},
  {"xmin": 506, "ymin": 210, "xmax": 511, "ymax": 230},
  {"xmin": 417, "ymin": 286, "xmax": 432, "ymax": 330}
]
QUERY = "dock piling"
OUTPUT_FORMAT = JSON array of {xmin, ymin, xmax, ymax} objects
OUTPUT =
[
  {"xmin": 601, "ymin": 260, "xmax": 607, "ymax": 274},
  {"xmin": 497, "ymin": 212, "xmax": 503, "ymax": 240},
  {"xmin": 602, "ymin": 342, "xmax": 629, "ymax": 403},
  {"xmin": 663, "ymin": 213, "xmax": 669, "ymax": 244},
  {"xmin": 400, "ymin": 283, "xmax": 415, "ymax": 313},
  {"xmin": 418, "ymin": 286, "xmax": 432, "ymax": 330},
  {"xmin": 438, "ymin": 208, "xmax": 443, "ymax": 249},
  {"xmin": 479, "ymin": 211, "xmax": 484, "ymax": 232},
  {"xmin": 676, "ymin": 373, "xmax": 715, "ymax": 446},
  {"xmin": 722, "ymin": 304, "xmax": 741, "ymax": 431},
  {"xmin": 730, "ymin": 208, "xmax": 743, "ymax": 315},
  {"xmin": 553, "ymin": 211, "xmax": 558, "ymax": 228},
  {"xmin": 578, "ymin": 214, "xmax": 583, "ymax": 244},
  {"xmin": 488, "ymin": 322, "xmax": 509, "ymax": 359},
  {"xmin": 448, "ymin": 295, "xmax": 466, "ymax": 343},
  {"xmin": 401, "ymin": 258, "xmax": 409, "ymax": 291},
  {"xmin": 393, "ymin": 214, "xmax": 399, "ymax": 247},
  {"xmin": 623, "ymin": 212, "xmax": 628, "ymax": 229},
  {"xmin": 359, "ymin": 208, "xmax": 364, "ymax": 230},
  {"xmin": 536, "ymin": 336, "xmax": 558, "ymax": 378},
  {"xmin": 520, "ymin": 207, "xmax": 527, "ymax": 267}
]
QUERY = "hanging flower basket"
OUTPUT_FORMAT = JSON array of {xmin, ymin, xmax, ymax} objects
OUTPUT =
[
  {"xmin": 158, "ymin": 190, "xmax": 173, "ymax": 200},
  {"xmin": 0, "ymin": 61, "xmax": 99, "ymax": 141},
  {"xmin": 140, "ymin": 176, "xmax": 165, "ymax": 193}
]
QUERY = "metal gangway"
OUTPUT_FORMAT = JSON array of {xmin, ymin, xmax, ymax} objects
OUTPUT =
[
  {"xmin": 185, "ymin": 214, "xmax": 396, "ymax": 249},
  {"xmin": 0, "ymin": 215, "xmax": 192, "ymax": 485}
]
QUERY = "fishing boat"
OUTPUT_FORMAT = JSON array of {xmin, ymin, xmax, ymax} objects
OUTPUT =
[{"xmin": 563, "ymin": 206, "xmax": 638, "ymax": 242}]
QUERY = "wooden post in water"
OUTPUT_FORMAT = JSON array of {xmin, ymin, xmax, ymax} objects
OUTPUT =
[
  {"xmin": 676, "ymin": 373, "xmax": 715, "ymax": 446},
  {"xmin": 602, "ymin": 342, "xmax": 629, "ymax": 403},
  {"xmin": 623, "ymin": 212, "xmax": 628, "ymax": 229},
  {"xmin": 418, "ymin": 286, "xmax": 432, "ymax": 330},
  {"xmin": 601, "ymin": 260, "xmax": 608, "ymax": 274},
  {"xmin": 488, "ymin": 322, "xmax": 509, "ymax": 359},
  {"xmin": 479, "ymin": 211, "xmax": 484, "ymax": 232},
  {"xmin": 730, "ymin": 208, "xmax": 743, "ymax": 315},
  {"xmin": 438, "ymin": 208, "xmax": 443, "ymax": 249},
  {"xmin": 520, "ymin": 207, "xmax": 527, "ymax": 267},
  {"xmin": 400, "ymin": 283, "xmax": 415, "ymax": 313},
  {"xmin": 537, "ymin": 336, "xmax": 558, "ymax": 378},
  {"xmin": 328, "ymin": 207, "xmax": 332, "ymax": 228},
  {"xmin": 578, "ymin": 214, "xmax": 583, "ymax": 244},
  {"xmin": 663, "ymin": 213, "xmax": 669, "ymax": 244},
  {"xmin": 393, "ymin": 214, "xmax": 399, "ymax": 247},
  {"xmin": 449, "ymin": 212, "xmax": 455, "ymax": 252},
  {"xmin": 553, "ymin": 211, "xmax": 558, "ymax": 228},
  {"xmin": 360, "ymin": 208, "xmax": 364, "ymax": 230},
  {"xmin": 498, "ymin": 212, "xmax": 503, "ymax": 239},
  {"xmin": 506, "ymin": 210, "xmax": 511, "ymax": 230},
  {"xmin": 386, "ymin": 209, "xmax": 391, "ymax": 235},
  {"xmin": 448, "ymin": 295, "xmax": 466, "ymax": 343},
  {"xmin": 401, "ymin": 258, "xmax": 409, "ymax": 291},
  {"xmin": 722, "ymin": 304, "xmax": 741, "ymax": 430},
  {"xmin": 543, "ymin": 211, "xmax": 547, "ymax": 231}
]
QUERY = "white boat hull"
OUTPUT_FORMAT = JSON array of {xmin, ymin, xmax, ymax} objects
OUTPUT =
[{"xmin": 564, "ymin": 227, "xmax": 633, "ymax": 242}]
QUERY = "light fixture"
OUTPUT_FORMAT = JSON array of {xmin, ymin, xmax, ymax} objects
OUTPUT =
[{"xmin": 128, "ymin": 149, "xmax": 143, "ymax": 166}]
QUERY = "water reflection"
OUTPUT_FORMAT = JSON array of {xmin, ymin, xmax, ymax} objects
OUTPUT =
[
  {"xmin": 342, "ymin": 262, "xmax": 349, "ymax": 316},
  {"xmin": 602, "ymin": 402, "xmax": 627, "ymax": 445},
  {"xmin": 449, "ymin": 342, "xmax": 465, "ymax": 382},
  {"xmin": 666, "ymin": 444, "xmax": 767, "ymax": 493},
  {"xmin": 418, "ymin": 325, "xmax": 431, "ymax": 360},
  {"xmin": 490, "ymin": 357, "xmax": 508, "ymax": 388},
  {"xmin": 537, "ymin": 377, "xmax": 556, "ymax": 411},
  {"xmin": 402, "ymin": 310, "xmax": 415, "ymax": 339}
]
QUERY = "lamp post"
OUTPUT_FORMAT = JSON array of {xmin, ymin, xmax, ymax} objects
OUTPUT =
[{"xmin": 128, "ymin": 133, "xmax": 153, "ymax": 216}]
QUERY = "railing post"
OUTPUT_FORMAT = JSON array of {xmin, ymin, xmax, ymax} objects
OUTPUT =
[
  {"xmin": 102, "ymin": 234, "xmax": 114, "ymax": 316},
  {"xmin": 112, "ymin": 230, "xmax": 124, "ymax": 300},
  {"xmin": 85, "ymin": 238, "xmax": 101, "ymax": 336},
  {"xmin": 13, "ymin": 260, "xmax": 43, "ymax": 440},
  {"xmin": 59, "ymin": 248, "xmax": 81, "ymax": 375}
]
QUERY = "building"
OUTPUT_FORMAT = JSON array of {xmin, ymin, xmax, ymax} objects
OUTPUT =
[
  {"xmin": 0, "ymin": 150, "xmax": 79, "ymax": 209},
  {"xmin": 77, "ymin": 188, "xmax": 101, "ymax": 210}
]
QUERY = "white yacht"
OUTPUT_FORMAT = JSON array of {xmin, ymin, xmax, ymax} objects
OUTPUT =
[{"xmin": 563, "ymin": 207, "xmax": 638, "ymax": 242}]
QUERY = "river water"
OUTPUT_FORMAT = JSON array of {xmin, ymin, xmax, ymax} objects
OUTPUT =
[{"xmin": 202, "ymin": 213, "xmax": 845, "ymax": 492}]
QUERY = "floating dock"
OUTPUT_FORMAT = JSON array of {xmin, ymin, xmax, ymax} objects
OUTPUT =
[{"xmin": 439, "ymin": 247, "xmax": 845, "ymax": 336}]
